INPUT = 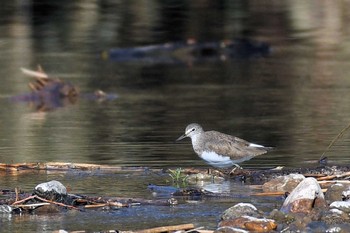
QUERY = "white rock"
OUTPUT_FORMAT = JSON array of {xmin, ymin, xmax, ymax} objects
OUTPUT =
[
  {"xmin": 234, "ymin": 203, "xmax": 257, "ymax": 210},
  {"xmin": 35, "ymin": 180, "xmax": 67, "ymax": 195},
  {"xmin": 326, "ymin": 226, "xmax": 342, "ymax": 233},
  {"xmin": 281, "ymin": 177, "xmax": 325, "ymax": 213},
  {"xmin": 330, "ymin": 201, "xmax": 350, "ymax": 213}
]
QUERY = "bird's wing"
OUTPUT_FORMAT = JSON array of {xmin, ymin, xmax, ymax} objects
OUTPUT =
[{"xmin": 204, "ymin": 132, "xmax": 267, "ymax": 159}]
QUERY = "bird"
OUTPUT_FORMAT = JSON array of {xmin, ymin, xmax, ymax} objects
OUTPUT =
[{"xmin": 176, "ymin": 123, "xmax": 272, "ymax": 169}]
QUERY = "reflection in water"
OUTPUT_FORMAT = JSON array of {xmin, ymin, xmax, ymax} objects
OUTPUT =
[
  {"xmin": 1, "ymin": 0, "xmax": 350, "ymax": 168},
  {"xmin": 1, "ymin": 0, "xmax": 350, "ymax": 231}
]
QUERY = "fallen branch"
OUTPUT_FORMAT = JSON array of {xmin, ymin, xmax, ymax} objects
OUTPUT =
[
  {"xmin": 11, "ymin": 195, "xmax": 79, "ymax": 211},
  {"xmin": 0, "ymin": 162, "xmax": 151, "ymax": 173},
  {"xmin": 15, "ymin": 187, "xmax": 19, "ymax": 202},
  {"xmin": 14, "ymin": 203, "xmax": 51, "ymax": 210},
  {"xmin": 134, "ymin": 223, "xmax": 195, "ymax": 233},
  {"xmin": 316, "ymin": 171, "xmax": 350, "ymax": 181},
  {"xmin": 251, "ymin": 191, "xmax": 285, "ymax": 196},
  {"xmin": 11, "ymin": 195, "xmax": 37, "ymax": 205},
  {"xmin": 34, "ymin": 195, "xmax": 80, "ymax": 210},
  {"xmin": 84, "ymin": 201, "xmax": 127, "ymax": 209},
  {"xmin": 318, "ymin": 180, "xmax": 350, "ymax": 185}
]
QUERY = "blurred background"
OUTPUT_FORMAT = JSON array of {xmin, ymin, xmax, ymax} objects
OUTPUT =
[{"xmin": 1, "ymin": 0, "xmax": 350, "ymax": 169}]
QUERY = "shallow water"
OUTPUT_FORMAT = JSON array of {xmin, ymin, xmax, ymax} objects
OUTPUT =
[{"xmin": 1, "ymin": 0, "xmax": 350, "ymax": 231}]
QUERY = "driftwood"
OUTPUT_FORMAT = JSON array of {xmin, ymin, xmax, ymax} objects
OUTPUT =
[
  {"xmin": 53, "ymin": 224, "xmax": 213, "ymax": 233},
  {"xmin": 0, "ymin": 162, "xmax": 151, "ymax": 173},
  {"xmin": 11, "ymin": 195, "xmax": 79, "ymax": 210},
  {"xmin": 316, "ymin": 171, "xmax": 350, "ymax": 181},
  {"xmin": 133, "ymin": 223, "xmax": 195, "ymax": 233},
  {"xmin": 21, "ymin": 66, "xmax": 79, "ymax": 97}
]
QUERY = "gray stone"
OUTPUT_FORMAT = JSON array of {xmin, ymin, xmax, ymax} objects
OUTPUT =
[
  {"xmin": 330, "ymin": 201, "xmax": 350, "ymax": 213},
  {"xmin": 34, "ymin": 180, "xmax": 67, "ymax": 195},
  {"xmin": 326, "ymin": 224, "xmax": 350, "ymax": 233},
  {"xmin": 0, "ymin": 205, "xmax": 13, "ymax": 213},
  {"xmin": 262, "ymin": 174, "xmax": 305, "ymax": 193},
  {"xmin": 325, "ymin": 183, "xmax": 348, "ymax": 203},
  {"xmin": 215, "ymin": 226, "xmax": 249, "ymax": 233},
  {"xmin": 280, "ymin": 177, "xmax": 326, "ymax": 214},
  {"xmin": 342, "ymin": 186, "xmax": 350, "ymax": 201},
  {"xmin": 321, "ymin": 208, "xmax": 349, "ymax": 225},
  {"xmin": 221, "ymin": 203, "xmax": 259, "ymax": 220}
]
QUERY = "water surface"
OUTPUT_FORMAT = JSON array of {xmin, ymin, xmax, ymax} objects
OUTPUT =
[{"xmin": 1, "ymin": 0, "xmax": 350, "ymax": 231}]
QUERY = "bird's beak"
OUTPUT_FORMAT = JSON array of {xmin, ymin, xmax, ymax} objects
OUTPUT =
[{"xmin": 176, "ymin": 133, "xmax": 187, "ymax": 142}]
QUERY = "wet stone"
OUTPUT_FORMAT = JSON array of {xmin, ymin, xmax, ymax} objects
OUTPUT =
[
  {"xmin": 330, "ymin": 201, "xmax": 350, "ymax": 213},
  {"xmin": 218, "ymin": 216, "xmax": 277, "ymax": 232},
  {"xmin": 326, "ymin": 225, "xmax": 350, "ymax": 233},
  {"xmin": 325, "ymin": 183, "xmax": 348, "ymax": 204},
  {"xmin": 221, "ymin": 203, "xmax": 259, "ymax": 220},
  {"xmin": 280, "ymin": 177, "xmax": 327, "ymax": 214},
  {"xmin": 305, "ymin": 221, "xmax": 328, "ymax": 232},
  {"xmin": 0, "ymin": 205, "xmax": 13, "ymax": 213},
  {"xmin": 187, "ymin": 173, "xmax": 224, "ymax": 183},
  {"xmin": 35, "ymin": 204, "xmax": 60, "ymax": 214},
  {"xmin": 321, "ymin": 208, "xmax": 349, "ymax": 225},
  {"xmin": 34, "ymin": 180, "xmax": 67, "ymax": 201},
  {"xmin": 262, "ymin": 174, "xmax": 305, "ymax": 193},
  {"xmin": 215, "ymin": 226, "xmax": 249, "ymax": 233},
  {"xmin": 342, "ymin": 186, "xmax": 350, "ymax": 201}
]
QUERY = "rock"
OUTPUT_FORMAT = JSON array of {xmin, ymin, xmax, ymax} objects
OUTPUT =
[
  {"xmin": 221, "ymin": 203, "xmax": 259, "ymax": 220},
  {"xmin": 215, "ymin": 226, "xmax": 249, "ymax": 233},
  {"xmin": 219, "ymin": 216, "xmax": 250, "ymax": 228},
  {"xmin": 326, "ymin": 224, "xmax": 350, "ymax": 233},
  {"xmin": 305, "ymin": 221, "xmax": 328, "ymax": 232},
  {"xmin": 269, "ymin": 209, "xmax": 289, "ymax": 223},
  {"xmin": 262, "ymin": 174, "xmax": 305, "ymax": 193},
  {"xmin": 35, "ymin": 204, "xmax": 60, "ymax": 214},
  {"xmin": 244, "ymin": 217, "xmax": 277, "ymax": 232},
  {"xmin": 218, "ymin": 216, "xmax": 277, "ymax": 232},
  {"xmin": 342, "ymin": 186, "xmax": 350, "ymax": 201},
  {"xmin": 0, "ymin": 205, "xmax": 13, "ymax": 213},
  {"xmin": 35, "ymin": 180, "xmax": 67, "ymax": 195},
  {"xmin": 330, "ymin": 201, "xmax": 350, "ymax": 213},
  {"xmin": 34, "ymin": 180, "xmax": 67, "ymax": 201},
  {"xmin": 325, "ymin": 183, "xmax": 348, "ymax": 203},
  {"xmin": 187, "ymin": 173, "xmax": 224, "ymax": 183},
  {"xmin": 321, "ymin": 208, "xmax": 349, "ymax": 225},
  {"xmin": 280, "ymin": 177, "xmax": 327, "ymax": 214}
]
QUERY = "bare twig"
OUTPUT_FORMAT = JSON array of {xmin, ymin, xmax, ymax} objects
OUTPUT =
[
  {"xmin": 11, "ymin": 195, "xmax": 37, "ymax": 205},
  {"xmin": 34, "ymin": 195, "xmax": 80, "ymax": 210},
  {"xmin": 320, "ymin": 122, "xmax": 350, "ymax": 160},
  {"xmin": 21, "ymin": 67, "xmax": 48, "ymax": 79},
  {"xmin": 15, "ymin": 187, "xmax": 19, "ymax": 202}
]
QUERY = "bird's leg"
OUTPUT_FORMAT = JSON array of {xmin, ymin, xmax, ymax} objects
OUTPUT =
[{"xmin": 229, "ymin": 163, "xmax": 243, "ymax": 175}]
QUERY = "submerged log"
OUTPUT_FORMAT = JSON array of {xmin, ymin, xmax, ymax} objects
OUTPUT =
[
  {"xmin": 10, "ymin": 67, "xmax": 117, "ymax": 111},
  {"xmin": 0, "ymin": 162, "xmax": 150, "ymax": 172}
]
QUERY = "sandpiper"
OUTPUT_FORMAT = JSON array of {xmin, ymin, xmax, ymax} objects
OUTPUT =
[{"xmin": 176, "ymin": 123, "xmax": 271, "ymax": 168}]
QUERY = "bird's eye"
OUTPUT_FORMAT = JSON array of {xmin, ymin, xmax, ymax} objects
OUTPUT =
[{"xmin": 192, "ymin": 128, "xmax": 195, "ymax": 132}]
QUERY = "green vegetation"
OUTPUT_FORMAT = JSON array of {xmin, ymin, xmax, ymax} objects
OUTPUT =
[{"xmin": 167, "ymin": 168, "xmax": 189, "ymax": 188}]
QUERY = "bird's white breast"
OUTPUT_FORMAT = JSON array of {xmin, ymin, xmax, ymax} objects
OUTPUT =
[
  {"xmin": 199, "ymin": 150, "xmax": 255, "ymax": 168},
  {"xmin": 200, "ymin": 151, "xmax": 231, "ymax": 163}
]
